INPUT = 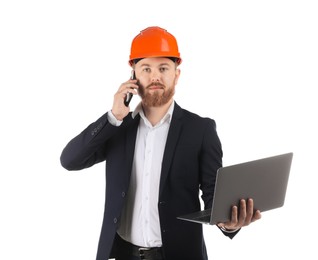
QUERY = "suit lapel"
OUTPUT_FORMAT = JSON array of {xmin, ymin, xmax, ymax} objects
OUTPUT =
[
  {"xmin": 124, "ymin": 114, "xmax": 140, "ymax": 185},
  {"xmin": 159, "ymin": 103, "xmax": 183, "ymax": 197}
]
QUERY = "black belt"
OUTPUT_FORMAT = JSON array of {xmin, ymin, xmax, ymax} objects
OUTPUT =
[{"xmin": 117, "ymin": 235, "xmax": 164, "ymax": 260}]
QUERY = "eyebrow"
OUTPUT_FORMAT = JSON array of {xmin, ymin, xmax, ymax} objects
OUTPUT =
[{"xmin": 140, "ymin": 63, "xmax": 171, "ymax": 67}]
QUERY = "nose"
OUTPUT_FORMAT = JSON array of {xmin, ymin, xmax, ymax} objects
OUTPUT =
[{"xmin": 151, "ymin": 70, "xmax": 160, "ymax": 82}]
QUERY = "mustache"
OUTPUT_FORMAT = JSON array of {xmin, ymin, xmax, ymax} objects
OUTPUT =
[{"xmin": 146, "ymin": 82, "xmax": 165, "ymax": 89}]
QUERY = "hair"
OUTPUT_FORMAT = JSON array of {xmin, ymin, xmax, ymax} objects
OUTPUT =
[{"xmin": 132, "ymin": 57, "xmax": 178, "ymax": 68}]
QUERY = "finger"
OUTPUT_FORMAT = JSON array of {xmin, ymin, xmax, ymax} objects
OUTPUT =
[
  {"xmin": 216, "ymin": 223, "xmax": 225, "ymax": 229},
  {"xmin": 128, "ymin": 78, "xmax": 138, "ymax": 83},
  {"xmin": 221, "ymin": 205, "xmax": 238, "ymax": 230},
  {"xmin": 118, "ymin": 81, "xmax": 138, "ymax": 93},
  {"xmin": 126, "ymin": 82, "xmax": 139, "ymax": 90},
  {"xmin": 245, "ymin": 198, "xmax": 254, "ymax": 224},
  {"xmin": 252, "ymin": 210, "xmax": 262, "ymax": 222},
  {"xmin": 230, "ymin": 205, "xmax": 238, "ymax": 225},
  {"xmin": 117, "ymin": 89, "xmax": 136, "ymax": 102},
  {"xmin": 238, "ymin": 199, "xmax": 247, "ymax": 226}
]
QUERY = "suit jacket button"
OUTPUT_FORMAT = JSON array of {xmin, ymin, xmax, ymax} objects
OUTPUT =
[
  {"xmin": 113, "ymin": 218, "xmax": 118, "ymax": 224},
  {"xmin": 91, "ymin": 129, "xmax": 97, "ymax": 135},
  {"xmin": 121, "ymin": 192, "xmax": 126, "ymax": 197}
]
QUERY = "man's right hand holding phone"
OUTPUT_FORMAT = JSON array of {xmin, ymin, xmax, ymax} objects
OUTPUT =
[{"xmin": 111, "ymin": 75, "xmax": 138, "ymax": 121}]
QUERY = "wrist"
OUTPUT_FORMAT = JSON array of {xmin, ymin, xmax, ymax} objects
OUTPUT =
[
  {"xmin": 108, "ymin": 110, "xmax": 123, "ymax": 126},
  {"xmin": 111, "ymin": 110, "xmax": 124, "ymax": 121}
]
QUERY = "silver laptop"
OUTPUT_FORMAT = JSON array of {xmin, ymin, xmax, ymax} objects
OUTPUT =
[{"xmin": 178, "ymin": 152, "xmax": 293, "ymax": 225}]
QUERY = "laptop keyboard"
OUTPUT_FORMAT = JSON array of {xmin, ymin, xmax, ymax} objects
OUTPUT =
[{"xmin": 192, "ymin": 209, "xmax": 211, "ymax": 222}]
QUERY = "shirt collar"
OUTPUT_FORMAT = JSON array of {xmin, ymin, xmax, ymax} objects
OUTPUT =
[{"xmin": 132, "ymin": 101, "xmax": 175, "ymax": 125}]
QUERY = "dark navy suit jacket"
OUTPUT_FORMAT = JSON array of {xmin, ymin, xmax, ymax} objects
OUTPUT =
[{"xmin": 60, "ymin": 102, "xmax": 237, "ymax": 260}]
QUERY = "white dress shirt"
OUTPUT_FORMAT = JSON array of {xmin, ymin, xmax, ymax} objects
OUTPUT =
[{"xmin": 108, "ymin": 102, "xmax": 174, "ymax": 247}]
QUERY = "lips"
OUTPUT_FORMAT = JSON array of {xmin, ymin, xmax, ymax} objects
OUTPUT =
[
  {"xmin": 149, "ymin": 86, "xmax": 163, "ymax": 90},
  {"xmin": 147, "ymin": 83, "xmax": 165, "ymax": 90}
]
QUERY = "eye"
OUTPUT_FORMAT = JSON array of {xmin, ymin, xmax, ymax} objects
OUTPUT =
[
  {"xmin": 159, "ymin": 67, "xmax": 168, "ymax": 72},
  {"xmin": 143, "ymin": 67, "xmax": 151, "ymax": 73}
]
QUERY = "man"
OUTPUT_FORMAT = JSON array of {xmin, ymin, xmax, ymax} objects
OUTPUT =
[{"xmin": 60, "ymin": 26, "xmax": 261, "ymax": 260}]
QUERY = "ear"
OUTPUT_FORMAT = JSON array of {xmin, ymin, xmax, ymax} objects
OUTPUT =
[{"xmin": 174, "ymin": 68, "xmax": 181, "ymax": 85}]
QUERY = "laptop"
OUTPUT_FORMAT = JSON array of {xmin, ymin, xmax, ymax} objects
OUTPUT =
[{"xmin": 177, "ymin": 152, "xmax": 293, "ymax": 225}]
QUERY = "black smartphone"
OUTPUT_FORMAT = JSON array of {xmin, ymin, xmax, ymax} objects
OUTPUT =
[{"xmin": 124, "ymin": 71, "xmax": 135, "ymax": 106}]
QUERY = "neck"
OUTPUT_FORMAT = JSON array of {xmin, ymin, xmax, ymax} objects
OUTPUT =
[{"xmin": 142, "ymin": 99, "xmax": 173, "ymax": 126}]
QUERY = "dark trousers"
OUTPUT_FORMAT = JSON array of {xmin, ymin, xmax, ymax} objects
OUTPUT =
[
  {"xmin": 114, "ymin": 234, "xmax": 164, "ymax": 260},
  {"xmin": 115, "ymin": 256, "xmax": 140, "ymax": 260}
]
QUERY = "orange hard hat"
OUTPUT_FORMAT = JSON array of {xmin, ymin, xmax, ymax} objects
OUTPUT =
[{"xmin": 129, "ymin": 26, "xmax": 182, "ymax": 66}]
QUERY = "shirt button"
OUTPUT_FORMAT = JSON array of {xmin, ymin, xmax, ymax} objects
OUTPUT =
[
  {"xmin": 121, "ymin": 192, "xmax": 126, "ymax": 197},
  {"xmin": 113, "ymin": 218, "xmax": 118, "ymax": 224}
]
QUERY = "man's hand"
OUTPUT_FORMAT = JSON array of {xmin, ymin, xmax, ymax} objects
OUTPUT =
[
  {"xmin": 111, "ymin": 78, "xmax": 138, "ymax": 121},
  {"xmin": 217, "ymin": 198, "xmax": 262, "ymax": 231}
]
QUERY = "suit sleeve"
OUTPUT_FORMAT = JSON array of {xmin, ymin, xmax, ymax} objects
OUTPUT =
[
  {"xmin": 60, "ymin": 112, "xmax": 120, "ymax": 171},
  {"xmin": 199, "ymin": 119, "xmax": 223, "ymax": 209},
  {"xmin": 199, "ymin": 119, "xmax": 240, "ymax": 239}
]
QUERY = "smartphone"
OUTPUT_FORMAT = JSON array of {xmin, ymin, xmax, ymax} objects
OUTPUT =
[{"xmin": 124, "ymin": 71, "xmax": 135, "ymax": 106}]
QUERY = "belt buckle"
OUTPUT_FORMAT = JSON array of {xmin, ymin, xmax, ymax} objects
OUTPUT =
[{"xmin": 139, "ymin": 247, "xmax": 151, "ymax": 260}]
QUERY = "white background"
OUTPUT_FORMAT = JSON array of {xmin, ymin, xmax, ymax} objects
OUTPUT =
[{"xmin": 1, "ymin": 0, "xmax": 317, "ymax": 259}]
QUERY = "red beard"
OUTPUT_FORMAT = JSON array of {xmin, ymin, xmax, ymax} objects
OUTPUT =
[{"xmin": 138, "ymin": 82, "xmax": 175, "ymax": 107}]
